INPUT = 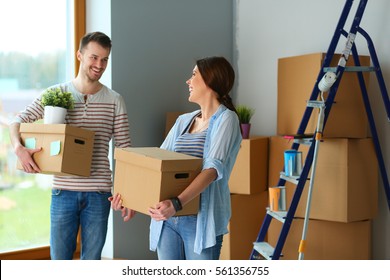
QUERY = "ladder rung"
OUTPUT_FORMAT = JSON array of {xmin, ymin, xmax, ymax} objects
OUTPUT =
[
  {"xmin": 323, "ymin": 66, "xmax": 377, "ymax": 72},
  {"xmin": 307, "ymin": 100, "xmax": 325, "ymax": 108},
  {"xmin": 253, "ymin": 242, "xmax": 275, "ymax": 260},
  {"xmin": 267, "ymin": 208, "xmax": 287, "ymax": 223},
  {"xmin": 283, "ymin": 134, "xmax": 314, "ymax": 145},
  {"xmin": 293, "ymin": 138, "xmax": 313, "ymax": 145},
  {"xmin": 280, "ymin": 172, "xmax": 300, "ymax": 184}
]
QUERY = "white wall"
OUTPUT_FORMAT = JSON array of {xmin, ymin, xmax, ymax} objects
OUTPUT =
[
  {"xmin": 234, "ymin": 0, "xmax": 390, "ymax": 259},
  {"xmin": 86, "ymin": 0, "xmax": 112, "ymax": 88},
  {"xmin": 85, "ymin": 0, "xmax": 113, "ymax": 259}
]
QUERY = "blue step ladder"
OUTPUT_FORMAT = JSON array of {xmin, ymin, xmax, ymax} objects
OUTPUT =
[{"xmin": 251, "ymin": 0, "xmax": 390, "ymax": 260}]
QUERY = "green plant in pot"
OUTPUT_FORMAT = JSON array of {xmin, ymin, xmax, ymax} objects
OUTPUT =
[
  {"xmin": 236, "ymin": 105, "xmax": 255, "ymax": 139},
  {"xmin": 41, "ymin": 87, "xmax": 74, "ymax": 124}
]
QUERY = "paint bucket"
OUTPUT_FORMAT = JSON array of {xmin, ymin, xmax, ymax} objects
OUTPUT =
[
  {"xmin": 284, "ymin": 150, "xmax": 296, "ymax": 176},
  {"xmin": 269, "ymin": 186, "xmax": 287, "ymax": 211},
  {"xmin": 284, "ymin": 149, "xmax": 302, "ymax": 176},
  {"xmin": 296, "ymin": 151, "xmax": 303, "ymax": 175}
]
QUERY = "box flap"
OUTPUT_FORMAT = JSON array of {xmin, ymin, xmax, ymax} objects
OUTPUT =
[
  {"xmin": 114, "ymin": 147, "xmax": 202, "ymax": 172},
  {"xmin": 20, "ymin": 123, "xmax": 94, "ymax": 139}
]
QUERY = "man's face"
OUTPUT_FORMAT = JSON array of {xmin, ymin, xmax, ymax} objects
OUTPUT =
[{"xmin": 77, "ymin": 41, "xmax": 110, "ymax": 82}]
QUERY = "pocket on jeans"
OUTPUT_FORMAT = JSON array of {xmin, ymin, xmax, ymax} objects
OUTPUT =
[
  {"xmin": 51, "ymin": 188, "xmax": 61, "ymax": 196},
  {"xmin": 97, "ymin": 191, "xmax": 112, "ymax": 196}
]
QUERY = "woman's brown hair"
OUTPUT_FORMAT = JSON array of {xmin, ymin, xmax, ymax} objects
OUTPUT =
[{"xmin": 196, "ymin": 56, "xmax": 238, "ymax": 114}]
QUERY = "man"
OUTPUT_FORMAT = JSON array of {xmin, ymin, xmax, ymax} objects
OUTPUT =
[{"xmin": 9, "ymin": 31, "xmax": 131, "ymax": 260}]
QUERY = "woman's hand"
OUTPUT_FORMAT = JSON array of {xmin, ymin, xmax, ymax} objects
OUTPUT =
[
  {"xmin": 108, "ymin": 193, "xmax": 136, "ymax": 222},
  {"xmin": 148, "ymin": 200, "xmax": 176, "ymax": 221}
]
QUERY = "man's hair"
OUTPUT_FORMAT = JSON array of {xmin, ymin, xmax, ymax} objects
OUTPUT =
[{"xmin": 79, "ymin": 31, "xmax": 112, "ymax": 52}]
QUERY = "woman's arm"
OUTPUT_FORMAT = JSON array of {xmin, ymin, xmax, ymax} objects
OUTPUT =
[{"xmin": 148, "ymin": 168, "xmax": 217, "ymax": 221}]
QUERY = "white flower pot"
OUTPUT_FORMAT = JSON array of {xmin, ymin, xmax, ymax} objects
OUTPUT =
[{"xmin": 44, "ymin": 106, "xmax": 67, "ymax": 124}]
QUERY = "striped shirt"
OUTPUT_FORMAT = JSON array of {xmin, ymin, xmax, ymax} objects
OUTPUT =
[
  {"xmin": 174, "ymin": 116, "xmax": 207, "ymax": 158},
  {"xmin": 12, "ymin": 82, "xmax": 131, "ymax": 192}
]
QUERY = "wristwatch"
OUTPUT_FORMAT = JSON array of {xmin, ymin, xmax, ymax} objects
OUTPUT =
[{"xmin": 170, "ymin": 197, "xmax": 183, "ymax": 212}]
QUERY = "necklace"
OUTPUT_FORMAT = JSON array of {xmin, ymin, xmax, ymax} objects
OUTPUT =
[{"xmin": 191, "ymin": 118, "xmax": 209, "ymax": 133}]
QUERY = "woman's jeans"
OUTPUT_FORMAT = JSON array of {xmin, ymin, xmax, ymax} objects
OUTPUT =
[
  {"xmin": 157, "ymin": 215, "xmax": 223, "ymax": 260},
  {"xmin": 50, "ymin": 189, "xmax": 111, "ymax": 260}
]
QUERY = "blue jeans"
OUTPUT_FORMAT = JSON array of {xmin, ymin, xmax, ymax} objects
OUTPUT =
[
  {"xmin": 50, "ymin": 189, "xmax": 111, "ymax": 260},
  {"xmin": 157, "ymin": 215, "xmax": 223, "ymax": 260}
]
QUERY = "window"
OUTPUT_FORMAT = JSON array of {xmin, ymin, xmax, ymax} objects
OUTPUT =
[{"xmin": 0, "ymin": 0, "xmax": 84, "ymax": 259}]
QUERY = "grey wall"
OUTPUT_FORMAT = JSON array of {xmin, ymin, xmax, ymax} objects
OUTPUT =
[{"xmin": 110, "ymin": 0, "xmax": 233, "ymax": 259}]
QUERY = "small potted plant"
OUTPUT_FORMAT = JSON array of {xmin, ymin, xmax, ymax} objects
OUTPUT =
[
  {"xmin": 236, "ymin": 105, "xmax": 255, "ymax": 139},
  {"xmin": 41, "ymin": 87, "xmax": 74, "ymax": 124}
]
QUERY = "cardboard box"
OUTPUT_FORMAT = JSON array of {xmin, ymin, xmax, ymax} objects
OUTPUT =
[
  {"xmin": 229, "ymin": 136, "xmax": 269, "ymax": 194},
  {"xmin": 220, "ymin": 191, "xmax": 268, "ymax": 260},
  {"xmin": 17, "ymin": 123, "xmax": 95, "ymax": 176},
  {"xmin": 268, "ymin": 219, "xmax": 371, "ymax": 260},
  {"xmin": 268, "ymin": 136, "xmax": 378, "ymax": 222},
  {"xmin": 113, "ymin": 147, "xmax": 202, "ymax": 216},
  {"xmin": 277, "ymin": 52, "xmax": 370, "ymax": 138}
]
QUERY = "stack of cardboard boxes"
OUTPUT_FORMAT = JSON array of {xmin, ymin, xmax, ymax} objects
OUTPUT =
[
  {"xmin": 268, "ymin": 52, "xmax": 378, "ymax": 259},
  {"xmin": 163, "ymin": 58, "xmax": 378, "ymax": 259}
]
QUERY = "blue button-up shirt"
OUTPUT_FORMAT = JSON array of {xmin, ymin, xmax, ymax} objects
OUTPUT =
[{"xmin": 149, "ymin": 105, "xmax": 242, "ymax": 254}]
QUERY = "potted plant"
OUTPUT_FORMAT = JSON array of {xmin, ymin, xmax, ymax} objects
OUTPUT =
[
  {"xmin": 40, "ymin": 87, "xmax": 74, "ymax": 124},
  {"xmin": 236, "ymin": 105, "xmax": 255, "ymax": 139}
]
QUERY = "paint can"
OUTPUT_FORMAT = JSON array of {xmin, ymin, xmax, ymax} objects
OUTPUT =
[{"xmin": 269, "ymin": 186, "xmax": 287, "ymax": 211}]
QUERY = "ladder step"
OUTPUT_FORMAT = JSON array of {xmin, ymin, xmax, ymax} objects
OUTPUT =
[
  {"xmin": 307, "ymin": 100, "xmax": 325, "ymax": 108},
  {"xmin": 293, "ymin": 138, "xmax": 313, "ymax": 145},
  {"xmin": 267, "ymin": 208, "xmax": 287, "ymax": 223},
  {"xmin": 253, "ymin": 242, "xmax": 277, "ymax": 260},
  {"xmin": 280, "ymin": 171, "xmax": 300, "ymax": 184},
  {"xmin": 323, "ymin": 66, "xmax": 377, "ymax": 72},
  {"xmin": 283, "ymin": 134, "xmax": 314, "ymax": 145}
]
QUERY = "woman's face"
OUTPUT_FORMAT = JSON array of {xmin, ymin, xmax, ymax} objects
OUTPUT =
[{"xmin": 186, "ymin": 66, "xmax": 210, "ymax": 104}]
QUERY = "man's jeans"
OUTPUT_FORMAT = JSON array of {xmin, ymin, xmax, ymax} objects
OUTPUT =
[{"xmin": 50, "ymin": 189, "xmax": 111, "ymax": 260}]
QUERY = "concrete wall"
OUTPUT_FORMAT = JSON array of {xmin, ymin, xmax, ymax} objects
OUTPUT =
[{"xmin": 110, "ymin": 0, "xmax": 233, "ymax": 259}]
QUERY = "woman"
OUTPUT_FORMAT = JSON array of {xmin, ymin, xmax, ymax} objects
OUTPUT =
[{"xmin": 111, "ymin": 56, "xmax": 242, "ymax": 260}]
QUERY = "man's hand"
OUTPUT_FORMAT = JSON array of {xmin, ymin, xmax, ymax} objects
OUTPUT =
[{"xmin": 15, "ymin": 144, "xmax": 42, "ymax": 173}]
